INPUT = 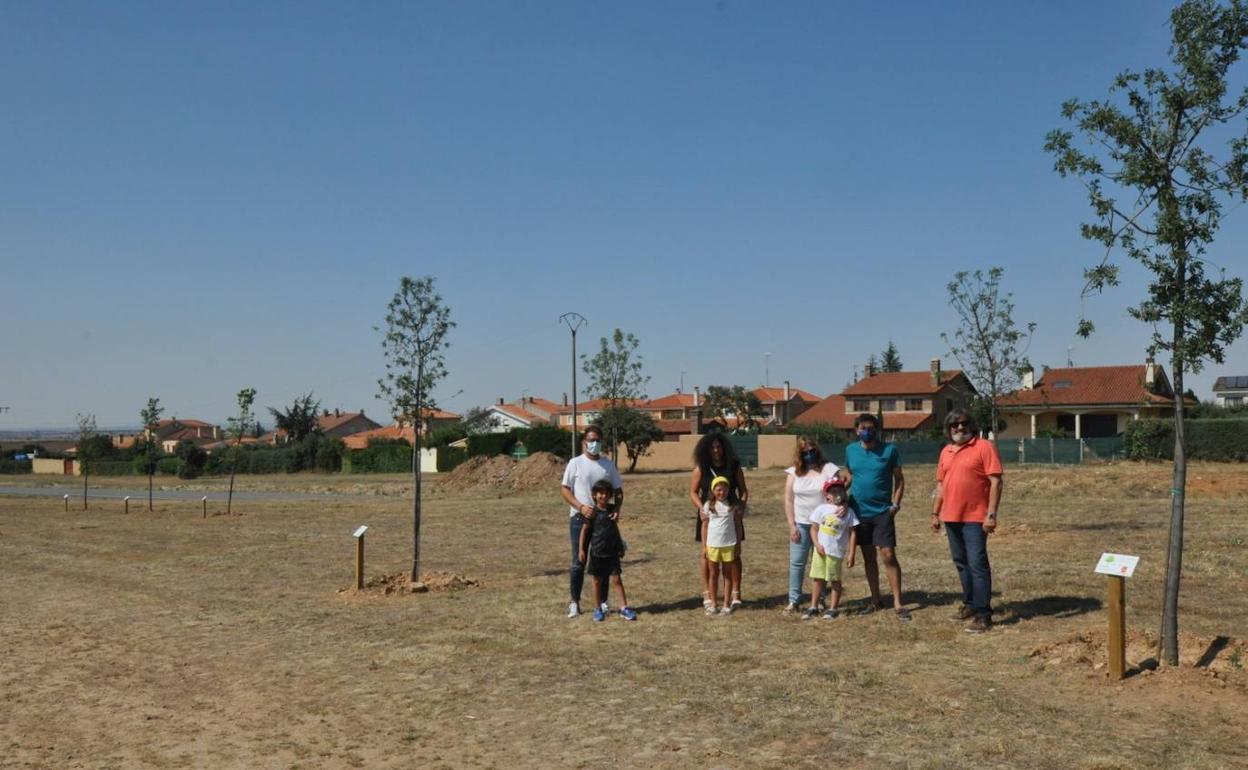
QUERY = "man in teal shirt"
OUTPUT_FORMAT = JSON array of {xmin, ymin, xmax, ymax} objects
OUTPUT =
[{"xmin": 844, "ymin": 414, "xmax": 908, "ymax": 619}]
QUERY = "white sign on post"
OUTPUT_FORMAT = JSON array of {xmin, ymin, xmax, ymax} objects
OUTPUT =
[
  {"xmin": 353, "ymin": 525, "xmax": 368, "ymax": 538},
  {"xmin": 1094, "ymin": 552, "xmax": 1139, "ymax": 578}
]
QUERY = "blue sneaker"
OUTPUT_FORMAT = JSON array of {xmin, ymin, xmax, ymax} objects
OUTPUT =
[
  {"xmin": 619, "ymin": 607, "xmax": 637, "ymax": 621},
  {"xmin": 592, "ymin": 606, "xmax": 606, "ymax": 622}
]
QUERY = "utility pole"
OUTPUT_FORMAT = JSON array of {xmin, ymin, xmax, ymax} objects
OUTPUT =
[{"xmin": 559, "ymin": 313, "xmax": 587, "ymax": 457}]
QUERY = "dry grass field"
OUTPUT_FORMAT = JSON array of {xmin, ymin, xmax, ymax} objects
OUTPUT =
[{"xmin": 2, "ymin": 461, "xmax": 1246, "ymax": 769}]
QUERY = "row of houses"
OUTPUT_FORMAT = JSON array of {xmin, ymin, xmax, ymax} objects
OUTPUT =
[
  {"xmin": 94, "ymin": 359, "xmax": 1237, "ymax": 456},
  {"xmin": 487, "ymin": 357, "xmax": 1212, "ymax": 441}
]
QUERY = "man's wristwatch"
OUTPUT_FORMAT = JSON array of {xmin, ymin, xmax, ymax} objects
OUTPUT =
[{"xmin": 986, "ymin": 512, "xmax": 998, "ymax": 520}]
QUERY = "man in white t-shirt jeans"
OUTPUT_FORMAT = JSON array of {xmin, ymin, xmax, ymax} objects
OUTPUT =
[{"xmin": 560, "ymin": 425, "xmax": 623, "ymax": 618}]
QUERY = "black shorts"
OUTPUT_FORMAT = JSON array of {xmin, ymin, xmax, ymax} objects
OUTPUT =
[
  {"xmin": 855, "ymin": 514, "xmax": 897, "ymax": 549},
  {"xmin": 587, "ymin": 555, "xmax": 621, "ymax": 577}
]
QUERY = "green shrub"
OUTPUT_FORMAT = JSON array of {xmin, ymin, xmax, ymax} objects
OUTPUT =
[
  {"xmin": 785, "ymin": 422, "xmax": 847, "ymax": 444},
  {"xmin": 156, "ymin": 457, "xmax": 180, "ymax": 476},
  {"xmin": 467, "ymin": 433, "xmax": 515, "ymax": 458},
  {"xmin": 346, "ymin": 442, "xmax": 413, "ymax": 473},
  {"xmin": 513, "ymin": 424, "xmax": 574, "ymax": 460},
  {"xmin": 90, "ymin": 460, "xmax": 138, "ymax": 476},
  {"xmin": 436, "ymin": 446, "xmax": 469, "ymax": 472},
  {"xmin": 1125, "ymin": 418, "xmax": 1248, "ymax": 461}
]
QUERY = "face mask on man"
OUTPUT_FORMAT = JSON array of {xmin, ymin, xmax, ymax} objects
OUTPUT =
[
  {"xmin": 857, "ymin": 428, "xmax": 876, "ymax": 443},
  {"xmin": 585, "ymin": 440, "xmax": 601, "ymax": 455}
]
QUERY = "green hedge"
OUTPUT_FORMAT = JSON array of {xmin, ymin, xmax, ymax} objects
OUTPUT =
[
  {"xmin": 0, "ymin": 458, "xmax": 31, "ymax": 474},
  {"xmin": 512, "ymin": 424, "xmax": 574, "ymax": 460},
  {"xmin": 467, "ymin": 433, "xmax": 516, "ymax": 457},
  {"xmin": 89, "ymin": 460, "xmax": 140, "ymax": 476},
  {"xmin": 345, "ymin": 441, "xmax": 412, "ymax": 473},
  {"xmin": 1125, "ymin": 418, "xmax": 1248, "ymax": 461}
]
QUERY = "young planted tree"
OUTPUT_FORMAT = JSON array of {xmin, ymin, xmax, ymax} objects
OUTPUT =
[
  {"xmin": 1045, "ymin": 0, "xmax": 1248, "ymax": 666},
  {"xmin": 268, "ymin": 393, "xmax": 322, "ymax": 443},
  {"xmin": 140, "ymin": 397, "xmax": 163, "ymax": 511},
  {"xmin": 581, "ymin": 328, "xmax": 649, "ymax": 462},
  {"xmin": 226, "ymin": 388, "xmax": 257, "ymax": 515},
  {"xmin": 75, "ymin": 412, "xmax": 97, "ymax": 510},
  {"xmin": 880, "ymin": 341, "xmax": 904, "ymax": 373},
  {"xmin": 598, "ymin": 405, "xmax": 664, "ymax": 472},
  {"xmin": 701, "ymin": 385, "xmax": 767, "ymax": 433},
  {"xmin": 940, "ymin": 268, "xmax": 1035, "ymax": 436},
  {"xmin": 378, "ymin": 276, "xmax": 454, "ymax": 584}
]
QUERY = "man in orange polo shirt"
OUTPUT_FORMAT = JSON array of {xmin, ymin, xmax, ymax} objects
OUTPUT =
[{"xmin": 931, "ymin": 409, "xmax": 1002, "ymax": 633}]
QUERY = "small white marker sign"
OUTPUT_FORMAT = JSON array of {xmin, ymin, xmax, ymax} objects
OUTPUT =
[
  {"xmin": 1094, "ymin": 552, "xmax": 1139, "ymax": 578},
  {"xmin": 353, "ymin": 525, "xmax": 368, "ymax": 538}
]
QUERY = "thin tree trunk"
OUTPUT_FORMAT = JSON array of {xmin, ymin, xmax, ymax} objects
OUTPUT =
[
  {"xmin": 1160, "ymin": 347, "xmax": 1187, "ymax": 666},
  {"xmin": 82, "ymin": 461, "xmax": 88, "ymax": 510},
  {"xmin": 148, "ymin": 460, "xmax": 154, "ymax": 512},
  {"xmin": 411, "ymin": 376, "xmax": 424, "ymax": 584},
  {"xmin": 227, "ymin": 443, "xmax": 238, "ymax": 515}
]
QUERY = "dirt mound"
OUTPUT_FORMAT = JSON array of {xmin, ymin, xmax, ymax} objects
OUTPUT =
[
  {"xmin": 440, "ymin": 452, "xmax": 564, "ymax": 492},
  {"xmin": 1030, "ymin": 630, "xmax": 1247, "ymax": 676},
  {"xmin": 343, "ymin": 571, "xmax": 480, "ymax": 596}
]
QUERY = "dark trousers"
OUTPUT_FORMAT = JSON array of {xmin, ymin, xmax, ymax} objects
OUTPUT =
[
  {"xmin": 569, "ymin": 514, "xmax": 607, "ymax": 605},
  {"xmin": 945, "ymin": 522, "xmax": 992, "ymax": 617}
]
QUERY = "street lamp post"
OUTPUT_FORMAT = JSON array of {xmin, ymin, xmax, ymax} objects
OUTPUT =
[{"xmin": 559, "ymin": 313, "xmax": 587, "ymax": 457}]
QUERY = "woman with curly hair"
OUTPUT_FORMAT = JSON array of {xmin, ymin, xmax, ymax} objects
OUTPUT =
[{"xmin": 689, "ymin": 432, "xmax": 749, "ymax": 611}]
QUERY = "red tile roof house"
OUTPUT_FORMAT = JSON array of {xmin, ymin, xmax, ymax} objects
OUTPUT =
[
  {"xmin": 792, "ymin": 359, "xmax": 976, "ymax": 439},
  {"xmin": 149, "ymin": 419, "xmax": 222, "ymax": 454},
  {"xmin": 484, "ymin": 396, "xmax": 565, "ymax": 432},
  {"xmin": 996, "ymin": 362, "xmax": 1194, "ymax": 439},
  {"xmin": 341, "ymin": 409, "xmax": 460, "ymax": 450},
  {"xmin": 752, "ymin": 384, "xmax": 822, "ymax": 427},
  {"xmin": 259, "ymin": 410, "xmax": 382, "ymax": 445}
]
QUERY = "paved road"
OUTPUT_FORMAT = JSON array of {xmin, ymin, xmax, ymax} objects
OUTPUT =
[{"xmin": 0, "ymin": 485, "xmax": 353, "ymax": 502}]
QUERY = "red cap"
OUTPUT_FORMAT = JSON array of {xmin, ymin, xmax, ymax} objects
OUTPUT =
[{"xmin": 822, "ymin": 477, "xmax": 846, "ymax": 493}]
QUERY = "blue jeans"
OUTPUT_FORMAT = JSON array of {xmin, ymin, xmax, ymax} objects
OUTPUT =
[
  {"xmin": 945, "ymin": 522, "xmax": 992, "ymax": 617},
  {"xmin": 788, "ymin": 523, "xmax": 814, "ymax": 605}
]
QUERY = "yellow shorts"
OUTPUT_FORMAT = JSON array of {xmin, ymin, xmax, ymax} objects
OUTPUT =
[
  {"xmin": 706, "ymin": 545, "xmax": 737, "ymax": 563},
  {"xmin": 809, "ymin": 551, "xmax": 843, "ymax": 582}
]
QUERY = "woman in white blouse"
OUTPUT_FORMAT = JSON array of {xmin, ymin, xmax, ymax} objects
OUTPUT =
[{"xmin": 783, "ymin": 437, "xmax": 841, "ymax": 612}]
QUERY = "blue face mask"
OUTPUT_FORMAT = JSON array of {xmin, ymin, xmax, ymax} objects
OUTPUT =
[
  {"xmin": 858, "ymin": 428, "xmax": 876, "ymax": 443},
  {"xmin": 801, "ymin": 450, "xmax": 818, "ymax": 466}
]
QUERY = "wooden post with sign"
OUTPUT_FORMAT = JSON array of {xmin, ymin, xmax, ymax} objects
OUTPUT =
[
  {"xmin": 202, "ymin": 496, "xmax": 208, "ymax": 518},
  {"xmin": 353, "ymin": 525, "xmax": 368, "ymax": 590},
  {"xmin": 1108, "ymin": 575, "xmax": 1126, "ymax": 680},
  {"xmin": 124, "ymin": 496, "xmax": 130, "ymax": 515},
  {"xmin": 1095, "ymin": 552, "xmax": 1139, "ymax": 681},
  {"xmin": 63, "ymin": 494, "xmax": 69, "ymax": 512}
]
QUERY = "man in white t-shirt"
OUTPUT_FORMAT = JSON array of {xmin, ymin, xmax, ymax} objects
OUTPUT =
[{"xmin": 560, "ymin": 425, "xmax": 623, "ymax": 618}]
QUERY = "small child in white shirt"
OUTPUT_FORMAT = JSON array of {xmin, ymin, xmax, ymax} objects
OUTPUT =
[
  {"xmin": 701, "ymin": 476, "xmax": 744, "ymax": 615},
  {"xmin": 804, "ymin": 477, "xmax": 859, "ymax": 619}
]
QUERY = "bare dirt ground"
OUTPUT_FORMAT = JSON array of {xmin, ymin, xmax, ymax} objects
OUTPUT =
[{"xmin": 1, "ymin": 461, "xmax": 1245, "ymax": 769}]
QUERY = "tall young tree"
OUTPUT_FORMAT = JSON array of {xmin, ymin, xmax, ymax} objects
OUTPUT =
[
  {"xmin": 581, "ymin": 328, "xmax": 649, "ymax": 461},
  {"xmin": 880, "ymin": 341, "xmax": 903, "ymax": 373},
  {"xmin": 139, "ymin": 397, "xmax": 163, "ymax": 511},
  {"xmin": 75, "ymin": 412, "xmax": 97, "ymax": 510},
  {"xmin": 940, "ymin": 268, "xmax": 1035, "ymax": 436},
  {"xmin": 378, "ymin": 276, "xmax": 454, "ymax": 584},
  {"xmin": 1045, "ymin": 0, "xmax": 1248, "ymax": 666},
  {"xmin": 226, "ymin": 388, "xmax": 257, "ymax": 515}
]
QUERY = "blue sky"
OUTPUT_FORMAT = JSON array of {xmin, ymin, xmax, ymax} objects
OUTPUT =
[{"xmin": 2, "ymin": 1, "xmax": 1245, "ymax": 429}]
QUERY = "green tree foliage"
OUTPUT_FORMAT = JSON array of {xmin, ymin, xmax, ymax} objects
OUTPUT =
[
  {"xmin": 226, "ymin": 387, "xmax": 257, "ymax": 514},
  {"xmin": 940, "ymin": 267, "xmax": 1035, "ymax": 436},
  {"xmin": 139, "ymin": 397, "xmax": 163, "ymax": 511},
  {"xmin": 75, "ymin": 412, "xmax": 97, "ymax": 510},
  {"xmin": 377, "ymin": 276, "xmax": 454, "ymax": 583},
  {"xmin": 460, "ymin": 406, "xmax": 501, "ymax": 435},
  {"xmin": 1044, "ymin": 0, "xmax": 1248, "ymax": 666},
  {"xmin": 880, "ymin": 341, "xmax": 903, "ymax": 373},
  {"xmin": 597, "ymin": 405, "xmax": 663, "ymax": 472},
  {"xmin": 581, "ymin": 328, "xmax": 649, "ymax": 462},
  {"xmin": 174, "ymin": 439, "xmax": 208, "ymax": 479},
  {"xmin": 268, "ymin": 393, "xmax": 322, "ymax": 443},
  {"xmin": 702, "ymin": 385, "xmax": 767, "ymax": 434}
]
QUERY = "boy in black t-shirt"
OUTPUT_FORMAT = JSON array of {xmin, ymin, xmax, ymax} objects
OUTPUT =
[{"xmin": 578, "ymin": 479, "xmax": 637, "ymax": 622}]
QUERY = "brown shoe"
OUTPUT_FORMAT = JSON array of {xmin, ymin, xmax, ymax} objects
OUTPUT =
[
  {"xmin": 953, "ymin": 605, "xmax": 975, "ymax": 621},
  {"xmin": 964, "ymin": 615, "xmax": 992, "ymax": 634}
]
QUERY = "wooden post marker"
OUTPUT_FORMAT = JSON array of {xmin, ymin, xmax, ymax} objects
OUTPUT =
[
  {"xmin": 1094, "ymin": 552, "xmax": 1140, "ymax": 680},
  {"xmin": 202, "ymin": 496, "xmax": 208, "ymax": 518},
  {"xmin": 124, "ymin": 496, "xmax": 130, "ymax": 515},
  {"xmin": 353, "ymin": 525, "xmax": 368, "ymax": 590},
  {"xmin": 63, "ymin": 494, "xmax": 69, "ymax": 512}
]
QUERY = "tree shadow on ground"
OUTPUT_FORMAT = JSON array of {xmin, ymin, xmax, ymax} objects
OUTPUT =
[
  {"xmin": 1060, "ymin": 520, "xmax": 1153, "ymax": 532},
  {"xmin": 1195, "ymin": 635, "xmax": 1232, "ymax": 668},
  {"xmin": 996, "ymin": 594, "xmax": 1102, "ymax": 626}
]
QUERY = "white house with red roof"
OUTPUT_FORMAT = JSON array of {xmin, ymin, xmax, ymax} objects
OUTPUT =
[
  {"xmin": 792, "ymin": 359, "xmax": 975, "ymax": 438},
  {"xmin": 483, "ymin": 396, "xmax": 564, "ymax": 432},
  {"xmin": 996, "ymin": 362, "xmax": 1193, "ymax": 439}
]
